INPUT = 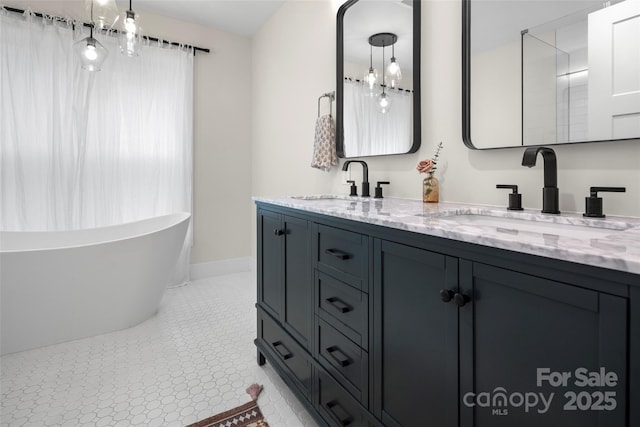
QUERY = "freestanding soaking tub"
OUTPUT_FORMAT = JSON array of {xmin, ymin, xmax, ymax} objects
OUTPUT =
[{"xmin": 0, "ymin": 213, "xmax": 190, "ymax": 355}]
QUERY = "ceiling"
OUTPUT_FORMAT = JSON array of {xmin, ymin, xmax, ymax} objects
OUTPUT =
[
  {"xmin": 114, "ymin": 0, "xmax": 286, "ymax": 37},
  {"xmin": 343, "ymin": 0, "xmax": 414, "ymax": 70},
  {"xmin": 471, "ymin": 0, "xmax": 610, "ymax": 53}
]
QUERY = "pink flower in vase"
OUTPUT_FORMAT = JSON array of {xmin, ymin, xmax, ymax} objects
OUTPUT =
[{"xmin": 416, "ymin": 159, "xmax": 434, "ymax": 174}]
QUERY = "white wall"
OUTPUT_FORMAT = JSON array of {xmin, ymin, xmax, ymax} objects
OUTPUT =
[
  {"xmin": 251, "ymin": 0, "xmax": 640, "ymax": 247},
  {"xmin": 3, "ymin": 0, "xmax": 253, "ymax": 264},
  {"xmin": 6, "ymin": 0, "xmax": 639, "ymax": 265},
  {"xmin": 251, "ymin": 0, "xmax": 340, "ymax": 200}
]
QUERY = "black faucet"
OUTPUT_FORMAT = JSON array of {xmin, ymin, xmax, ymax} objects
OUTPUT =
[
  {"xmin": 342, "ymin": 160, "xmax": 370, "ymax": 197},
  {"xmin": 521, "ymin": 146, "xmax": 560, "ymax": 214}
]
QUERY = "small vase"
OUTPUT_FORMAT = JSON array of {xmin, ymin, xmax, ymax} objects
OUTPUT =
[{"xmin": 423, "ymin": 174, "xmax": 439, "ymax": 203}]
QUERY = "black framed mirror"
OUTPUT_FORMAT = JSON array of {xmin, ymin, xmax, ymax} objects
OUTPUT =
[
  {"xmin": 337, "ymin": 0, "xmax": 421, "ymax": 158},
  {"xmin": 463, "ymin": 0, "xmax": 640, "ymax": 150}
]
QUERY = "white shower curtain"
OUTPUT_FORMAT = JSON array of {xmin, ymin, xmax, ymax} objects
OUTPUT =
[
  {"xmin": 343, "ymin": 78, "xmax": 413, "ymax": 157},
  {"xmin": 0, "ymin": 11, "xmax": 194, "ymax": 285}
]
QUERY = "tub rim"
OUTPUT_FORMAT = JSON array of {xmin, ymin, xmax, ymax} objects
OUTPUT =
[{"xmin": 0, "ymin": 212, "xmax": 191, "ymax": 253}]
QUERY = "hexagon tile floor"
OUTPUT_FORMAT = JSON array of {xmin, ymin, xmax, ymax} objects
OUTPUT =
[{"xmin": 0, "ymin": 272, "xmax": 320, "ymax": 427}]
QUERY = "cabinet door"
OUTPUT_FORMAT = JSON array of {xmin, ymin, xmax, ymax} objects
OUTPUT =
[
  {"xmin": 258, "ymin": 209, "xmax": 283, "ymax": 319},
  {"xmin": 282, "ymin": 215, "xmax": 312, "ymax": 348},
  {"xmin": 460, "ymin": 261, "xmax": 627, "ymax": 427},
  {"xmin": 257, "ymin": 210, "xmax": 311, "ymax": 348},
  {"xmin": 372, "ymin": 240, "xmax": 459, "ymax": 427}
]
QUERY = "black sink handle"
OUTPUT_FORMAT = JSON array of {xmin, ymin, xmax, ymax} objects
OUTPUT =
[
  {"xmin": 496, "ymin": 184, "xmax": 518, "ymax": 193},
  {"xmin": 496, "ymin": 185, "xmax": 523, "ymax": 211},
  {"xmin": 589, "ymin": 187, "xmax": 626, "ymax": 197},
  {"xmin": 584, "ymin": 187, "xmax": 626, "ymax": 218}
]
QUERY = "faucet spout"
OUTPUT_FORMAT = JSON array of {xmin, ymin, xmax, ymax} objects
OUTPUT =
[
  {"xmin": 342, "ymin": 160, "xmax": 370, "ymax": 197},
  {"xmin": 522, "ymin": 147, "xmax": 560, "ymax": 214},
  {"xmin": 522, "ymin": 146, "xmax": 557, "ymax": 189}
]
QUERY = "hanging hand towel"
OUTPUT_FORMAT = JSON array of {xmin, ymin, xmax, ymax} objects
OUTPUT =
[{"xmin": 311, "ymin": 114, "xmax": 338, "ymax": 171}]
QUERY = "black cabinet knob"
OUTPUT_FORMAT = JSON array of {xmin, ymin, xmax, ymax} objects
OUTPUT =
[
  {"xmin": 273, "ymin": 228, "xmax": 284, "ymax": 236},
  {"xmin": 454, "ymin": 293, "xmax": 470, "ymax": 307},
  {"xmin": 440, "ymin": 289, "xmax": 455, "ymax": 303}
]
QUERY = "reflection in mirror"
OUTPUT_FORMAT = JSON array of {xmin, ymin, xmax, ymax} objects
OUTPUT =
[
  {"xmin": 463, "ymin": 0, "xmax": 640, "ymax": 149},
  {"xmin": 337, "ymin": 0, "xmax": 421, "ymax": 158}
]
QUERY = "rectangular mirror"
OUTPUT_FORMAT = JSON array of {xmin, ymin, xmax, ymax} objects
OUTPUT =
[
  {"xmin": 463, "ymin": 0, "xmax": 640, "ymax": 149},
  {"xmin": 337, "ymin": 0, "xmax": 421, "ymax": 157}
]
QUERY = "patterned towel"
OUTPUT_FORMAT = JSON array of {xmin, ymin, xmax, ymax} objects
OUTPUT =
[{"xmin": 311, "ymin": 114, "xmax": 338, "ymax": 171}]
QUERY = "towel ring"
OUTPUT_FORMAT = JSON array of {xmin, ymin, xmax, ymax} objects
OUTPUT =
[{"xmin": 318, "ymin": 91, "xmax": 335, "ymax": 117}]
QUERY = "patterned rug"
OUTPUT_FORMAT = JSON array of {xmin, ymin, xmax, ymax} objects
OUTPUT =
[{"xmin": 186, "ymin": 384, "xmax": 269, "ymax": 427}]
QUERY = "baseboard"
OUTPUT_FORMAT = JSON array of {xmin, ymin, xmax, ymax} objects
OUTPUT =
[{"xmin": 190, "ymin": 257, "xmax": 253, "ymax": 280}]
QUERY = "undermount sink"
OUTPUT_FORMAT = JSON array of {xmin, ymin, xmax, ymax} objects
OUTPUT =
[
  {"xmin": 430, "ymin": 212, "xmax": 633, "ymax": 240},
  {"xmin": 289, "ymin": 195, "xmax": 347, "ymax": 201},
  {"xmin": 289, "ymin": 195, "xmax": 366, "ymax": 202}
]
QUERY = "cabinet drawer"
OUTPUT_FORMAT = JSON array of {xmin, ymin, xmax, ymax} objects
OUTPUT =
[
  {"xmin": 317, "ymin": 318, "xmax": 368, "ymax": 404},
  {"xmin": 258, "ymin": 310, "xmax": 312, "ymax": 398},
  {"xmin": 317, "ymin": 224, "xmax": 368, "ymax": 289},
  {"xmin": 316, "ymin": 369, "xmax": 371, "ymax": 427},
  {"xmin": 317, "ymin": 270, "xmax": 368, "ymax": 350}
]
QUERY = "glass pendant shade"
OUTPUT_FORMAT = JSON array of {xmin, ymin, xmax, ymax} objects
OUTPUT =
[
  {"xmin": 365, "ymin": 67, "xmax": 378, "ymax": 90},
  {"xmin": 364, "ymin": 43, "xmax": 378, "ymax": 91},
  {"xmin": 378, "ymin": 43, "xmax": 390, "ymax": 113},
  {"xmin": 387, "ymin": 57, "xmax": 402, "ymax": 88},
  {"xmin": 74, "ymin": 35, "xmax": 108, "ymax": 71},
  {"xmin": 119, "ymin": 9, "xmax": 142, "ymax": 57},
  {"xmin": 85, "ymin": 0, "xmax": 119, "ymax": 30},
  {"xmin": 378, "ymin": 91, "xmax": 390, "ymax": 114}
]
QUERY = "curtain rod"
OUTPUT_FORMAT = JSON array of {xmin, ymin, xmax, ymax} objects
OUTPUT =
[
  {"xmin": 344, "ymin": 77, "xmax": 413, "ymax": 93},
  {"xmin": 3, "ymin": 6, "xmax": 210, "ymax": 54}
]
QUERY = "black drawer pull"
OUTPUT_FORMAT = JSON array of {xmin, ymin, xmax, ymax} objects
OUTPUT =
[
  {"xmin": 326, "ymin": 400, "xmax": 352, "ymax": 426},
  {"xmin": 272, "ymin": 341, "xmax": 293, "ymax": 360},
  {"xmin": 326, "ymin": 346, "xmax": 351, "ymax": 367},
  {"xmin": 273, "ymin": 228, "xmax": 284, "ymax": 236},
  {"xmin": 325, "ymin": 248, "xmax": 351, "ymax": 260},
  {"xmin": 326, "ymin": 297, "xmax": 352, "ymax": 314}
]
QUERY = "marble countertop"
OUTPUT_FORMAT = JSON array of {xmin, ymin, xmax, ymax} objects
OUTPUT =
[{"xmin": 254, "ymin": 195, "xmax": 640, "ymax": 275}]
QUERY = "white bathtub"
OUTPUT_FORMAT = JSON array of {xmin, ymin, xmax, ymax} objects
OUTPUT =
[{"xmin": 0, "ymin": 213, "xmax": 190, "ymax": 355}]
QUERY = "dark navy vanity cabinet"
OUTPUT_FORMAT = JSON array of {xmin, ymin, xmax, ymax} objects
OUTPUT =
[{"xmin": 255, "ymin": 202, "xmax": 638, "ymax": 427}]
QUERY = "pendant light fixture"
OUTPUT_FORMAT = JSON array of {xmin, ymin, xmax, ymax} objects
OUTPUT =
[
  {"xmin": 119, "ymin": 0, "xmax": 142, "ymax": 57},
  {"xmin": 386, "ymin": 42, "xmax": 402, "ymax": 88},
  {"xmin": 368, "ymin": 33, "xmax": 397, "ymax": 114},
  {"xmin": 74, "ymin": 0, "xmax": 109, "ymax": 71}
]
